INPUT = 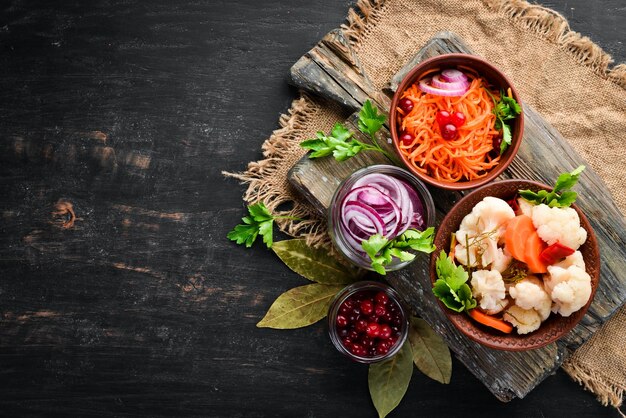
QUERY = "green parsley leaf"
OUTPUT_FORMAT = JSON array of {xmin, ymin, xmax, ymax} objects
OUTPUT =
[
  {"xmin": 358, "ymin": 99, "xmax": 386, "ymax": 138},
  {"xmin": 519, "ymin": 165, "xmax": 585, "ymax": 208},
  {"xmin": 432, "ymin": 250, "xmax": 476, "ymax": 313},
  {"xmin": 227, "ymin": 202, "xmax": 302, "ymax": 249},
  {"xmin": 361, "ymin": 228, "xmax": 435, "ymax": 275},
  {"xmin": 490, "ymin": 90, "xmax": 521, "ymax": 154}
]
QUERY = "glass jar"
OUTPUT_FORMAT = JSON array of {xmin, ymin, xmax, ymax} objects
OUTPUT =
[
  {"xmin": 328, "ymin": 164, "xmax": 436, "ymax": 272},
  {"xmin": 327, "ymin": 281, "xmax": 409, "ymax": 363}
]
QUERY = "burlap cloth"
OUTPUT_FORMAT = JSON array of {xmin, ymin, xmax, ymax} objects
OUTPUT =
[{"xmin": 227, "ymin": 0, "xmax": 626, "ymax": 410}]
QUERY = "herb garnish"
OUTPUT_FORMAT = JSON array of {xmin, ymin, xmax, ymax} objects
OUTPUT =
[
  {"xmin": 361, "ymin": 227, "xmax": 436, "ymax": 275},
  {"xmin": 227, "ymin": 203, "xmax": 301, "ymax": 248},
  {"xmin": 500, "ymin": 260, "xmax": 529, "ymax": 284},
  {"xmin": 488, "ymin": 89, "xmax": 521, "ymax": 154},
  {"xmin": 432, "ymin": 250, "xmax": 477, "ymax": 312},
  {"xmin": 518, "ymin": 165, "xmax": 585, "ymax": 208},
  {"xmin": 300, "ymin": 100, "xmax": 399, "ymax": 163}
]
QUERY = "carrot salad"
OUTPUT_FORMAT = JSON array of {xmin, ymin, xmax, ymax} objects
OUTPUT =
[{"xmin": 397, "ymin": 76, "xmax": 501, "ymax": 182}]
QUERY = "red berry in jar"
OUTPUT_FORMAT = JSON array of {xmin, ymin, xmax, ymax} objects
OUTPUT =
[
  {"xmin": 366, "ymin": 323, "xmax": 380, "ymax": 338},
  {"xmin": 374, "ymin": 292, "xmax": 389, "ymax": 305},
  {"xmin": 436, "ymin": 110, "xmax": 451, "ymax": 127},
  {"xmin": 376, "ymin": 341, "xmax": 390, "ymax": 355},
  {"xmin": 400, "ymin": 132, "xmax": 414, "ymax": 146},
  {"xmin": 399, "ymin": 98, "xmax": 414, "ymax": 113},
  {"xmin": 336, "ymin": 315, "xmax": 348, "ymax": 328},
  {"xmin": 450, "ymin": 111, "xmax": 466, "ymax": 127},
  {"xmin": 360, "ymin": 300, "xmax": 374, "ymax": 316},
  {"xmin": 374, "ymin": 304, "xmax": 386, "ymax": 317},
  {"xmin": 379, "ymin": 324, "xmax": 392, "ymax": 339},
  {"xmin": 441, "ymin": 123, "xmax": 457, "ymax": 140}
]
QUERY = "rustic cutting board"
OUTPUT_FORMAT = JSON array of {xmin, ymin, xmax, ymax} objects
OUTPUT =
[{"xmin": 287, "ymin": 31, "xmax": 626, "ymax": 401}]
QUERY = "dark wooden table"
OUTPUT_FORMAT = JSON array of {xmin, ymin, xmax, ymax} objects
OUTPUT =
[{"xmin": 0, "ymin": 1, "xmax": 624, "ymax": 416}]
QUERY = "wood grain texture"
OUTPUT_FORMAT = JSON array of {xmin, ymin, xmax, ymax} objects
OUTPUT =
[
  {"xmin": 0, "ymin": 0, "xmax": 624, "ymax": 416},
  {"xmin": 287, "ymin": 31, "xmax": 626, "ymax": 401}
]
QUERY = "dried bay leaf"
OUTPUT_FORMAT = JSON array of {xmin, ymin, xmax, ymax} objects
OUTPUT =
[
  {"xmin": 408, "ymin": 317, "xmax": 452, "ymax": 384},
  {"xmin": 257, "ymin": 283, "xmax": 344, "ymax": 329},
  {"xmin": 272, "ymin": 239, "xmax": 361, "ymax": 284},
  {"xmin": 368, "ymin": 341, "xmax": 413, "ymax": 418}
]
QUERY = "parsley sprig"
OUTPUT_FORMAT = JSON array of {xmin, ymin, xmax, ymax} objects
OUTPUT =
[
  {"xmin": 227, "ymin": 203, "xmax": 301, "ymax": 248},
  {"xmin": 518, "ymin": 165, "xmax": 585, "ymax": 208},
  {"xmin": 361, "ymin": 227, "xmax": 436, "ymax": 275},
  {"xmin": 487, "ymin": 90, "xmax": 521, "ymax": 154},
  {"xmin": 432, "ymin": 250, "xmax": 477, "ymax": 312},
  {"xmin": 300, "ymin": 100, "xmax": 399, "ymax": 164}
]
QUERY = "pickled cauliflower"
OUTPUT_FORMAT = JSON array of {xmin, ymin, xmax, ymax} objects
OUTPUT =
[
  {"xmin": 508, "ymin": 276, "xmax": 552, "ymax": 320},
  {"xmin": 545, "ymin": 265, "xmax": 592, "ymax": 317},
  {"xmin": 503, "ymin": 305, "xmax": 542, "ymax": 334},
  {"xmin": 470, "ymin": 270, "xmax": 506, "ymax": 312},
  {"xmin": 553, "ymin": 251, "xmax": 585, "ymax": 270},
  {"xmin": 455, "ymin": 197, "xmax": 515, "ymax": 269},
  {"xmin": 517, "ymin": 198, "xmax": 534, "ymax": 217},
  {"xmin": 531, "ymin": 204, "xmax": 587, "ymax": 250}
]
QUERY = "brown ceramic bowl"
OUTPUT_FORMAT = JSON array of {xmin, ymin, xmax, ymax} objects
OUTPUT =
[
  {"xmin": 390, "ymin": 54, "xmax": 524, "ymax": 191},
  {"xmin": 429, "ymin": 179, "xmax": 600, "ymax": 351}
]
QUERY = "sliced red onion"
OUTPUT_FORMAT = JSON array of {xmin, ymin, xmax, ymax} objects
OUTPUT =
[
  {"xmin": 441, "ymin": 69, "xmax": 468, "ymax": 82},
  {"xmin": 431, "ymin": 74, "xmax": 469, "ymax": 91},
  {"xmin": 338, "ymin": 172, "xmax": 428, "ymax": 258},
  {"xmin": 419, "ymin": 78, "xmax": 469, "ymax": 97}
]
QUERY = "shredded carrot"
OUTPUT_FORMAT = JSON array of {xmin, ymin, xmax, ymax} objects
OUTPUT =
[{"xmin": 397, "ymin": 74, "xmax": 501, "ymax": 182}]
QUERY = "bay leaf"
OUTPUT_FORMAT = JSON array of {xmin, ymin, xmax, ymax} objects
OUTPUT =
[
  {"xmin": 408, "ymin": 317, "xmax": 452, "ymax": 384},
  {"xmin": 368, "ymin": 341, "xmax": 413, "ymax": 418},
  {"xmin": 272, "ymin": 239, "xmax": 361, "ymax": 284},
  {"xmin": 257, "ymin": 283, "xmax": 343, "ymax": 329}
]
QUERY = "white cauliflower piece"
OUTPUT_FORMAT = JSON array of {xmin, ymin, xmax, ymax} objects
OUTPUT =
[
  {"xmin": 531, "ymin": 204, "xmax": 587, "ymax": 250},
  {"xmin": 470, "ymin": 270, "xmax": 506, "ymax": 312},
  {"xmin": 503, "ymin": 305, "xmax": 542, "ymax": 334},
  {"xmin": 490, "ymin": 247, "xmax": 512, "ymax": 273},
  {"xmin": 508, "ymin": 276, "xmax": 552, "ymax": 320},
  {"xmin": 455, "ymin": 197, "xmax": 515, "ymax": 269},
  {"xmin": 553, "ymin": 251, "xmax": 585, "ymax": 270},
  {"xmin": 483, "ymin": 298, "xmax": 510, "ymax": 315},
  {"xmin": 545, "ymin": 265, "xmax": 592, "ymax": 317},
  {"xmin": 517, "ymin": 198, "xmax": 534, "ymax": 217}
]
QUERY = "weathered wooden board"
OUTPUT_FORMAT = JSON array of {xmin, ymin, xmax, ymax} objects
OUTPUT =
[{"xmin": 287, "ymin": 31, "xmax": 626, "ymax": 401}]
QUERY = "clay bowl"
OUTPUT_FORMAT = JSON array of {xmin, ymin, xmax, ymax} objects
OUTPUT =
[
  {"xmin": 390, "ymin": 53, "xmax": 524, "ymax": 191},
  {"xmin": 429, "ymin": 179, "xmax": 600, "ymax": 351}
]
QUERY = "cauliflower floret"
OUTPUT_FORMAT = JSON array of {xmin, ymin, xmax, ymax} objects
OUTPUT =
[
  {"xmin": 545, "ymin": 265, "xmax": 592, "ymax": 317},
  {"xmin": 455, "ymin": 197, "xmax": 515, "ymax": 269},
  {"xmin": 531, "ymin": 204, "xmax": 587, "ymax": 250},
  {"xmin": 483, "ymin": 297, "xmax": 510, "ymax": 315},
  {"xmin": 503, "ymin": 305, "xmax": 542, "ymax": 334},
  {"xmin": 470, "ymin": 270, "xmax": 506, "ymax": 312},
  {"xmin": 508, "ymin": 276, "xmax": 552, "ymax": 320},
  {"xmin": 553, "ymin": 251, "xmax": 585, "ymax": 270},
  {"xmin": 490, "ymin": 247, "xmax": 512, "ymax": 273},
  {"xmin": 517, "ymin": 198, "xmax": 534, "ymax": 217}
]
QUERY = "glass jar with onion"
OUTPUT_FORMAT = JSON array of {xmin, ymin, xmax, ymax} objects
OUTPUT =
[{"xmin": 328, "ymin": 164, "xmax": 436, "ymax": 273}]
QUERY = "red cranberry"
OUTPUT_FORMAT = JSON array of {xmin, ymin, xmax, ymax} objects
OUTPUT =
[
  {"xmin": 348, "ymin": 330, "xmax": 359, "ymax": 340},
  {"xmin": 366, "ymin": 323, "xmax": 380, "ymax": 338},
  {"xmin": 376, "ymin": 341, "xmax": 390, "ymax": 355},
  {"xmin": 436, "ymin": 110, "xmax": 451, "ymax": 127},
  {"xmin": 399, "ymin": 98, "xmax": 414, "ymax": 113},
  {"xmin": 441, "ymin": 123, "xmax": 457, "ymax": 140},
  {"xmin": 362, "ymin": 337, "xmax": 375, "ymax": 348},
  {"xmin": 350, "ymin": 343, "xmax": 363, "ymax": 354},
  {"xmin": 451, "ymin": 111, "xmax": 466, "ymax": 127},
  {"xmin": 400, "ymin": 132, "xmax": 414, "ymax": 146},
  {"xmin": 355, "ymin": 319, "xmax": 368, "ymax": 333},
  {"xmin": 338, "ymin": 328, "xmax": 349, "ymax": 338},
  {"xmin": 360, "ymin": 300, "xmax": 374, "ymax": 316},
  {"xmin": 374, "ymin": 292, "xmax": 389, "ymax": 305},
  {"xmin": 379, "ymin": 324, "xmax": 392, "ymax": 339},
  {"xmin": 336, "ymin": 315, "xmax": 348, "ymax": 328},
  {"xmin": 374, "ymin": 304, "xmax": 386, "ymax": 317},
  {"xmin": 342, "ymin": 337, "xmax": 352, "ymax": 347},
  {"xmin": 382, "ymin": 312, "xmax": 393, "ymax": 323}
]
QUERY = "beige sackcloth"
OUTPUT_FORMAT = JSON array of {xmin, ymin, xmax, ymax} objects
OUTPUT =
[{"xmin": 227, "ymin": 0, "xmax": 626, "ymax": 410}]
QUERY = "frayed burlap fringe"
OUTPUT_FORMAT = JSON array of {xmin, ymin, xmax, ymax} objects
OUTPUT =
[
  {"xmin": 341, "ymin": 0, "xmax": 388, "ymax": 50},
  {"xmin": 562, "ymin": 360, "xmax": 626, "ymax": 417},
  {"xmin": 485, "ymin": 0, "xmax": 626, "ymax": 89},
  {"xmin": 223, "ymin": 93, "xmax": 330, "ymax": 248}
]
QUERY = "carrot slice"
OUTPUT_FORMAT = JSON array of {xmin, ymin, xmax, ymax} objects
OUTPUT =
[
  {"xmin": 504, "ymin": 215, "xmax": 535, "ymax": 262},
  {"xmin": 468, "ymin": 309, "xmax": 513, "ymax": 334},
  {"xmin": 524, "ymin": 231, "xmax": 548, "ymax": 274}
]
